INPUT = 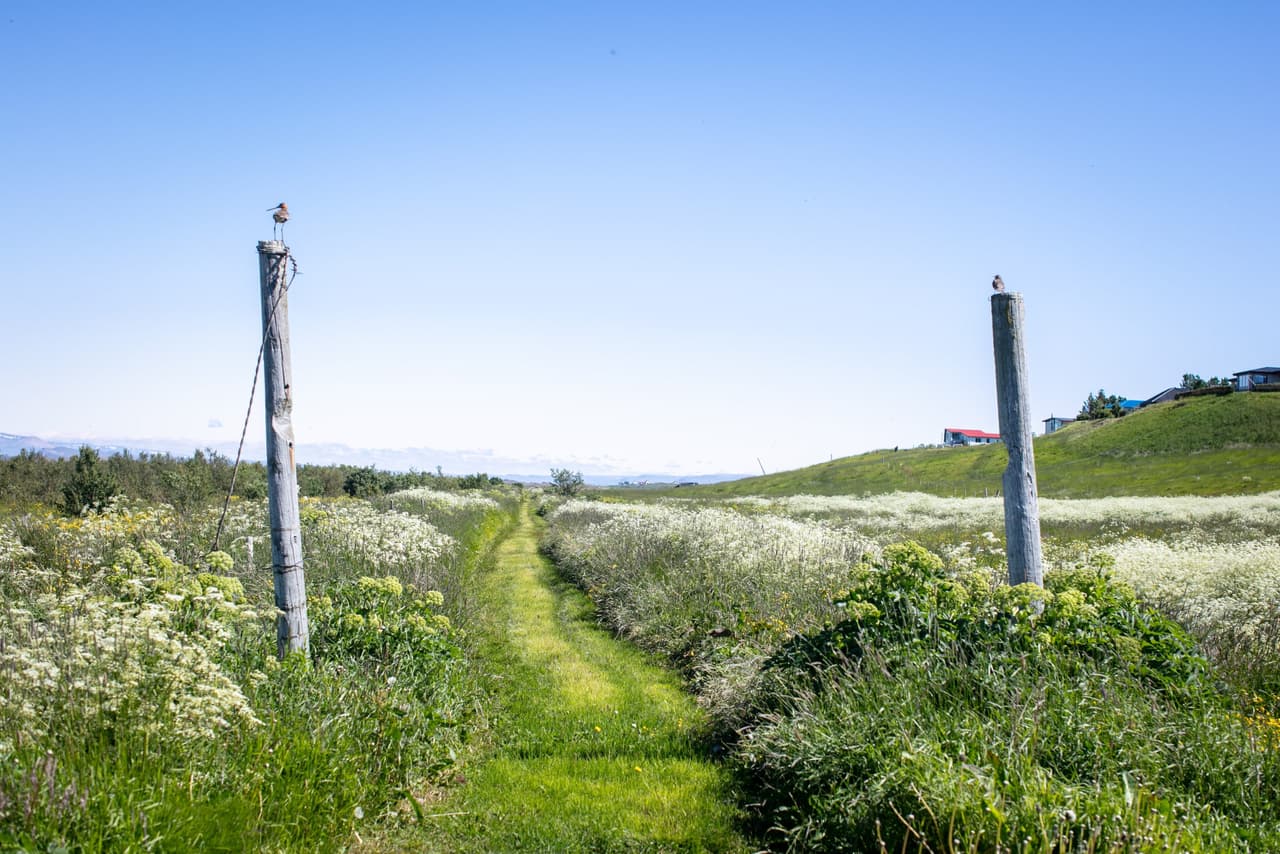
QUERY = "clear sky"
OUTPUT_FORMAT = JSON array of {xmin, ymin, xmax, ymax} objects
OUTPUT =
[{"xmin": 2, "ymin": 2, "xmax": 1276, "ymax": 476}]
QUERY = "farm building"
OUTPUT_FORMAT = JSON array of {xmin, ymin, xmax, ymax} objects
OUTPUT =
[
  {"xmin": 1232, "ymin": 367, "xmax": 1280, "ymax": 391},
  {"xmin": 942, "ymin": 428, "xmax": 1001, "ymax": 446},
  {"xmin": 1043, "ymin": 415, "xmax": 1075, "ymax": 434}
]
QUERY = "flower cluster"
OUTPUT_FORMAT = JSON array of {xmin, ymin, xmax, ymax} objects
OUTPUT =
[
  {"xmin": 308, "ymin": 575, "xmax": 460, "ymax": 684},
  {"xmin": 544, "ymin": 500, "xmax": 878, "ymax": 722},
  {"xmin": 190, "ymin": 494, "xmax": 473, "ymax": 593},
  {"xmin": 0, "ymin": 508, "xmax": 265, "ymax": 762},
  {"xmin": 730, "ymin": 490, "xmax": 1280, "ymax": 538},
  {"xmin": 301, "ymin": 499, "xmax": 457, "ymax": 585},
  {"xmin": 1099, "ymin": 536, "xmax": 1280, "ymax": 642},
  {"xmin": 385, "ymin": 486, "xmax": 499, "ymax": 513}
]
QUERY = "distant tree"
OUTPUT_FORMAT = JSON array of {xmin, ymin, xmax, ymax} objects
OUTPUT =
[
  {"xmin": 343, "ymin": 466, "xmax": 386, "ymax": 498},
  {"xmin": 161, "ymin": 449, "xmax": 219, "ymax": 514},
  {"xmin": 61, "ymin": 446, "xmax": 118, "ymax": 515},
  {"xmin": 298, "ymin": 463, "xmax": 357, "ymax": 497},
  {"xmin": 234, "ymin": 464, "xmax": 268, "ymax": 500},
  {"xmin": 550, "ymin": 468, "xmax": 585, "ymax": 497},
  {"xmin": 1183, "ymin": 372, "xmax": 1230, "ymax": 390},
  {"xmin": 1, "ymin": 449, "xmax": 65, "ymax": 506},
  {"xmin": 457, "ymin": 472, "xmax": 492, "ymax": 490},
  {"xmin": 1077, "ymin": 389, "xmax": 1126, "ymax": 421}
]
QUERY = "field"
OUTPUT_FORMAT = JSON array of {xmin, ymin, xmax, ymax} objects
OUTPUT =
[
  {"xmin": 0, "ymin": 486, "xmax": 508, "ymax": 851},
  {"xmin": 4, "ymin": 436, "xmax": 1280, "ymax": 851},
  {"xmin": 672, "ymin": 393, "xmax": 1280, "ymax": 498},
  {"xmin": 543, "ymin": 491, "xmax": 1280, "ymax": 851}
]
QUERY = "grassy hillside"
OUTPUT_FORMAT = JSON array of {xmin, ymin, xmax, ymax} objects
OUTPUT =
[{"xmin": 680, "ymin": 392, "xmax": 1280, "ymax": 498}]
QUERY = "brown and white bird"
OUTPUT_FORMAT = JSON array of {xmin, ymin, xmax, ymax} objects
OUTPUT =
[
  {"xmin": 992, "ymin": 274, "xmax": 1005, "ymax": 293},
  {"xmin": 268, "ymin": 203, "xmax": 289, "ymax": 240}
]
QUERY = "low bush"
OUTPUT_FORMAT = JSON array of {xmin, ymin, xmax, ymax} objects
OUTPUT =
[{"xmin": 737, "ymin": 544, "xmax": 1280, "ymax": 852}]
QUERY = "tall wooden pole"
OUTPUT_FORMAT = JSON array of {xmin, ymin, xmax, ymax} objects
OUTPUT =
[
  {"xmin": 991, "ymin": 291, "xmax": 1044, "ymax": 587},
  {"xmin": 258, "ymin": 240, "xmax": 309, "ymax": 656}
]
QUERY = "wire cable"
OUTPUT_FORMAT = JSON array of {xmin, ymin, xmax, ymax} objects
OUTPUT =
[{"xmin": 212, "ymin": 251, "xmax": 299, "ymax": 552}]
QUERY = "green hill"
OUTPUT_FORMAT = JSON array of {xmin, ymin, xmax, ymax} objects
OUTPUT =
[{"xmin": 681, "ymin": 393, "xmax": 1280, "ymax": 499}]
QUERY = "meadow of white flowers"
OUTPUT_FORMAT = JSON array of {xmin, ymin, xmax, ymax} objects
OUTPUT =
[
  {"xmin": 0, "ymin": 502, "xmax": 263, "ymax": 761},
  {"xmin": 728, "ymin": 490, "xmax": 1280, "ymax": 538},
  {"xmin": 0, "ymin": 486, "xmax": 506, "ymax": 848},
  {"xmin": 1104, "ymin": 536, "xmax": 1280, "ymax": 642},
  {"xmin": 385, "ymin": 486, "xmax": 500, "ymax": 514},
  {"xmin": 0, "ymin": 493, "xmax": 467, "ymax": 762},
  {"xmin": 550, "ymin": 491, "xmax": 1280, "ymax": 669},
  {"xmin": 303, "ymin": 499, "xmax": 457, "ymax": 585},
  {"xmin": 548, "ymin": 499, "xmax": 874, "ymax": 629}
]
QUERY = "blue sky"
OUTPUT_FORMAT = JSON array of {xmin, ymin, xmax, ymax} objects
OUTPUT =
[{"xmin": 2, "ymin": 2, "xmax": 1276, "ymax": 475}]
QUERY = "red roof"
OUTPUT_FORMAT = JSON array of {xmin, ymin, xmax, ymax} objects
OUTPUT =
[{"xmin": 945, "ymin": 428, "xmax": 1001, "ymax": 439}]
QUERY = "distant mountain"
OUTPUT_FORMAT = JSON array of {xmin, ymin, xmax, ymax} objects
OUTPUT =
[
  {"xmin": 0, "ymin": 432, "xmax": 143, "ymax": 460},
  {"xmin": 1, "ymin": 432, "xmax": 244, "ymax": 461},
  {"xmin": 0, "ymin": 431, "xmax": 749, "ymax": 485}
]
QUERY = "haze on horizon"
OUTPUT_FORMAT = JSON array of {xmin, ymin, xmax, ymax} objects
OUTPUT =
[{"xmin": 2, "ymin": 4, "xmax": 1275, "ymax": 477}]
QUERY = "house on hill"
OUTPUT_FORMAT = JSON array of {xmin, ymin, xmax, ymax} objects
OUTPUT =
[
  {"xmin": 1143, "ymin": 387, "xmax": 1185, "ymax": 406},
  {"xmin": 1043, "ymin": 415, "xmax": 1074, "ymax": 434},
  {"xmin": 943, "ymin": 428, "xmax": 1001, "ymax": 446},
  {"xmin": 1233, "ymin": 367, "xmax": 1280, "ymax": 391}
]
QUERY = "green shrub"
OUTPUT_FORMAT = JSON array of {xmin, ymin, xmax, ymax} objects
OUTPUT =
[
  {"xmin": 60, "ymin": 445, "xmax": 118, "ymax": 515},
  {"xmin": 309, "ymin": 575, "xmax": 463, "ymax": 683},
  {"xmin": 737, "ymin": 543, "xmax": 1280, "ymax": 852}
]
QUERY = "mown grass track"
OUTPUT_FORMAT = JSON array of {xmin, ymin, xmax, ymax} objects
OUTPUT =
[{"xmin": 402, "ymin": 499, "xmax": 750, "ymax": 853}]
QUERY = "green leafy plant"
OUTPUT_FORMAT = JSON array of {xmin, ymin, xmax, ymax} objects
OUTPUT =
[
  {"xmin": 550, "ymin": 468, "xmax": 585, "ymax": 497},
  {"xmin": 738, "ymin": 542, "xmax": 1279, "ymax": 852},
  {"xmin": 60, "ymin": 445, "xmax": 118, "ymax": 515},
  {"xmin": 308, "ymin": 575, "xmax": 462, "ymax": 681},
  {"xmin": 1077, "ymin": 388, "xmax": 1128, "ymax": 421}
]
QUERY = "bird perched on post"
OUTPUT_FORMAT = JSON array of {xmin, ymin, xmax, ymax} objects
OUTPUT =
[
  {"xmin": 268, "ymin": 203, "xmax": 289, "ymax": 241},
  {"xmin": 992, "ymin": 274, "xmax": 1005, "ymax": 293}
]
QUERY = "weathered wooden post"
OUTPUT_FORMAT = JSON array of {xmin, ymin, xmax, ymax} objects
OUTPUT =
[
  {"xmin": 258, "ymin": 240, "xmax": 309, "ymax": 656},
  {"xmin": 991, "ymin": 291, "xmax": 1044, "ymax": 587}
]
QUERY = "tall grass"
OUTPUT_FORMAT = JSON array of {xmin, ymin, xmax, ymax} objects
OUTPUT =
[
  {"xmin": 0, "ymin": 487, "xmax": 514, "ymax": 851},
  {"xmin": 543, "ymin": 497, "xmax": 1280, "ymax": 851}
]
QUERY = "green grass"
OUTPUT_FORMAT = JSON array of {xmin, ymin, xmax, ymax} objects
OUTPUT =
[
  {"xmin": 661, "ymin": 393, "xmax": 1280, "ymax": 498},
  {"xmin": 0, "ymin": 492, "xmax": 508, "ymax": 852},
  {"xmin": 735, "ymin": 549, "xmax": 1280, "ymax": 852},
  {"xmin": 404, "ymin": 500, "xmax": 749, "ymax": 853},
  {"xmin": 542, "ymin": 501, "xmax": 1280, "ymax": 853}
]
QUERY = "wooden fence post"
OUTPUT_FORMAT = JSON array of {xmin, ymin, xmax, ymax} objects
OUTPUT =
[
  {"xmin": 991, "ymin": 291, "xmax": 1044, "ymax": 587},
  {"xmin": 258, "ymin": 240, "xmax": 309, "ymax": 656}
]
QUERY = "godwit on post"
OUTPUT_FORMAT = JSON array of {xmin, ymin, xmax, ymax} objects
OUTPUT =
[{"xmin": 268, "ymin": 203, "xmax": 289, "ymax": 241}]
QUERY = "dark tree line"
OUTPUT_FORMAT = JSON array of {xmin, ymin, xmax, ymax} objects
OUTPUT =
[
  {"xmin": 1180, "ymin": 373, "xmax": 1231, "ymax": 390},
  {"xmin": 1077, "ymin": 389, "xmax": 1129, "ymax": 421},
  {"xmin": 337, "ymin": 466, "xmax": 502, "ymax": 498},
  {"xmin": 1, "ymin": 446, "xmax": 504, "ymax": 514},
  {"xmin": 0, "ymin": 446, "xmax": 265, "ymax": 513},
  {"xmin": 1077, "ymin": 372, "xmax": 1233, "ymax": 422}
]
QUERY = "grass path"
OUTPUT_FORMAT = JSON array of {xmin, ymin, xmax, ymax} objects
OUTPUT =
[{"xmin": 414, "ymin": 499, "xmax": 750, "ymax": 853}]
